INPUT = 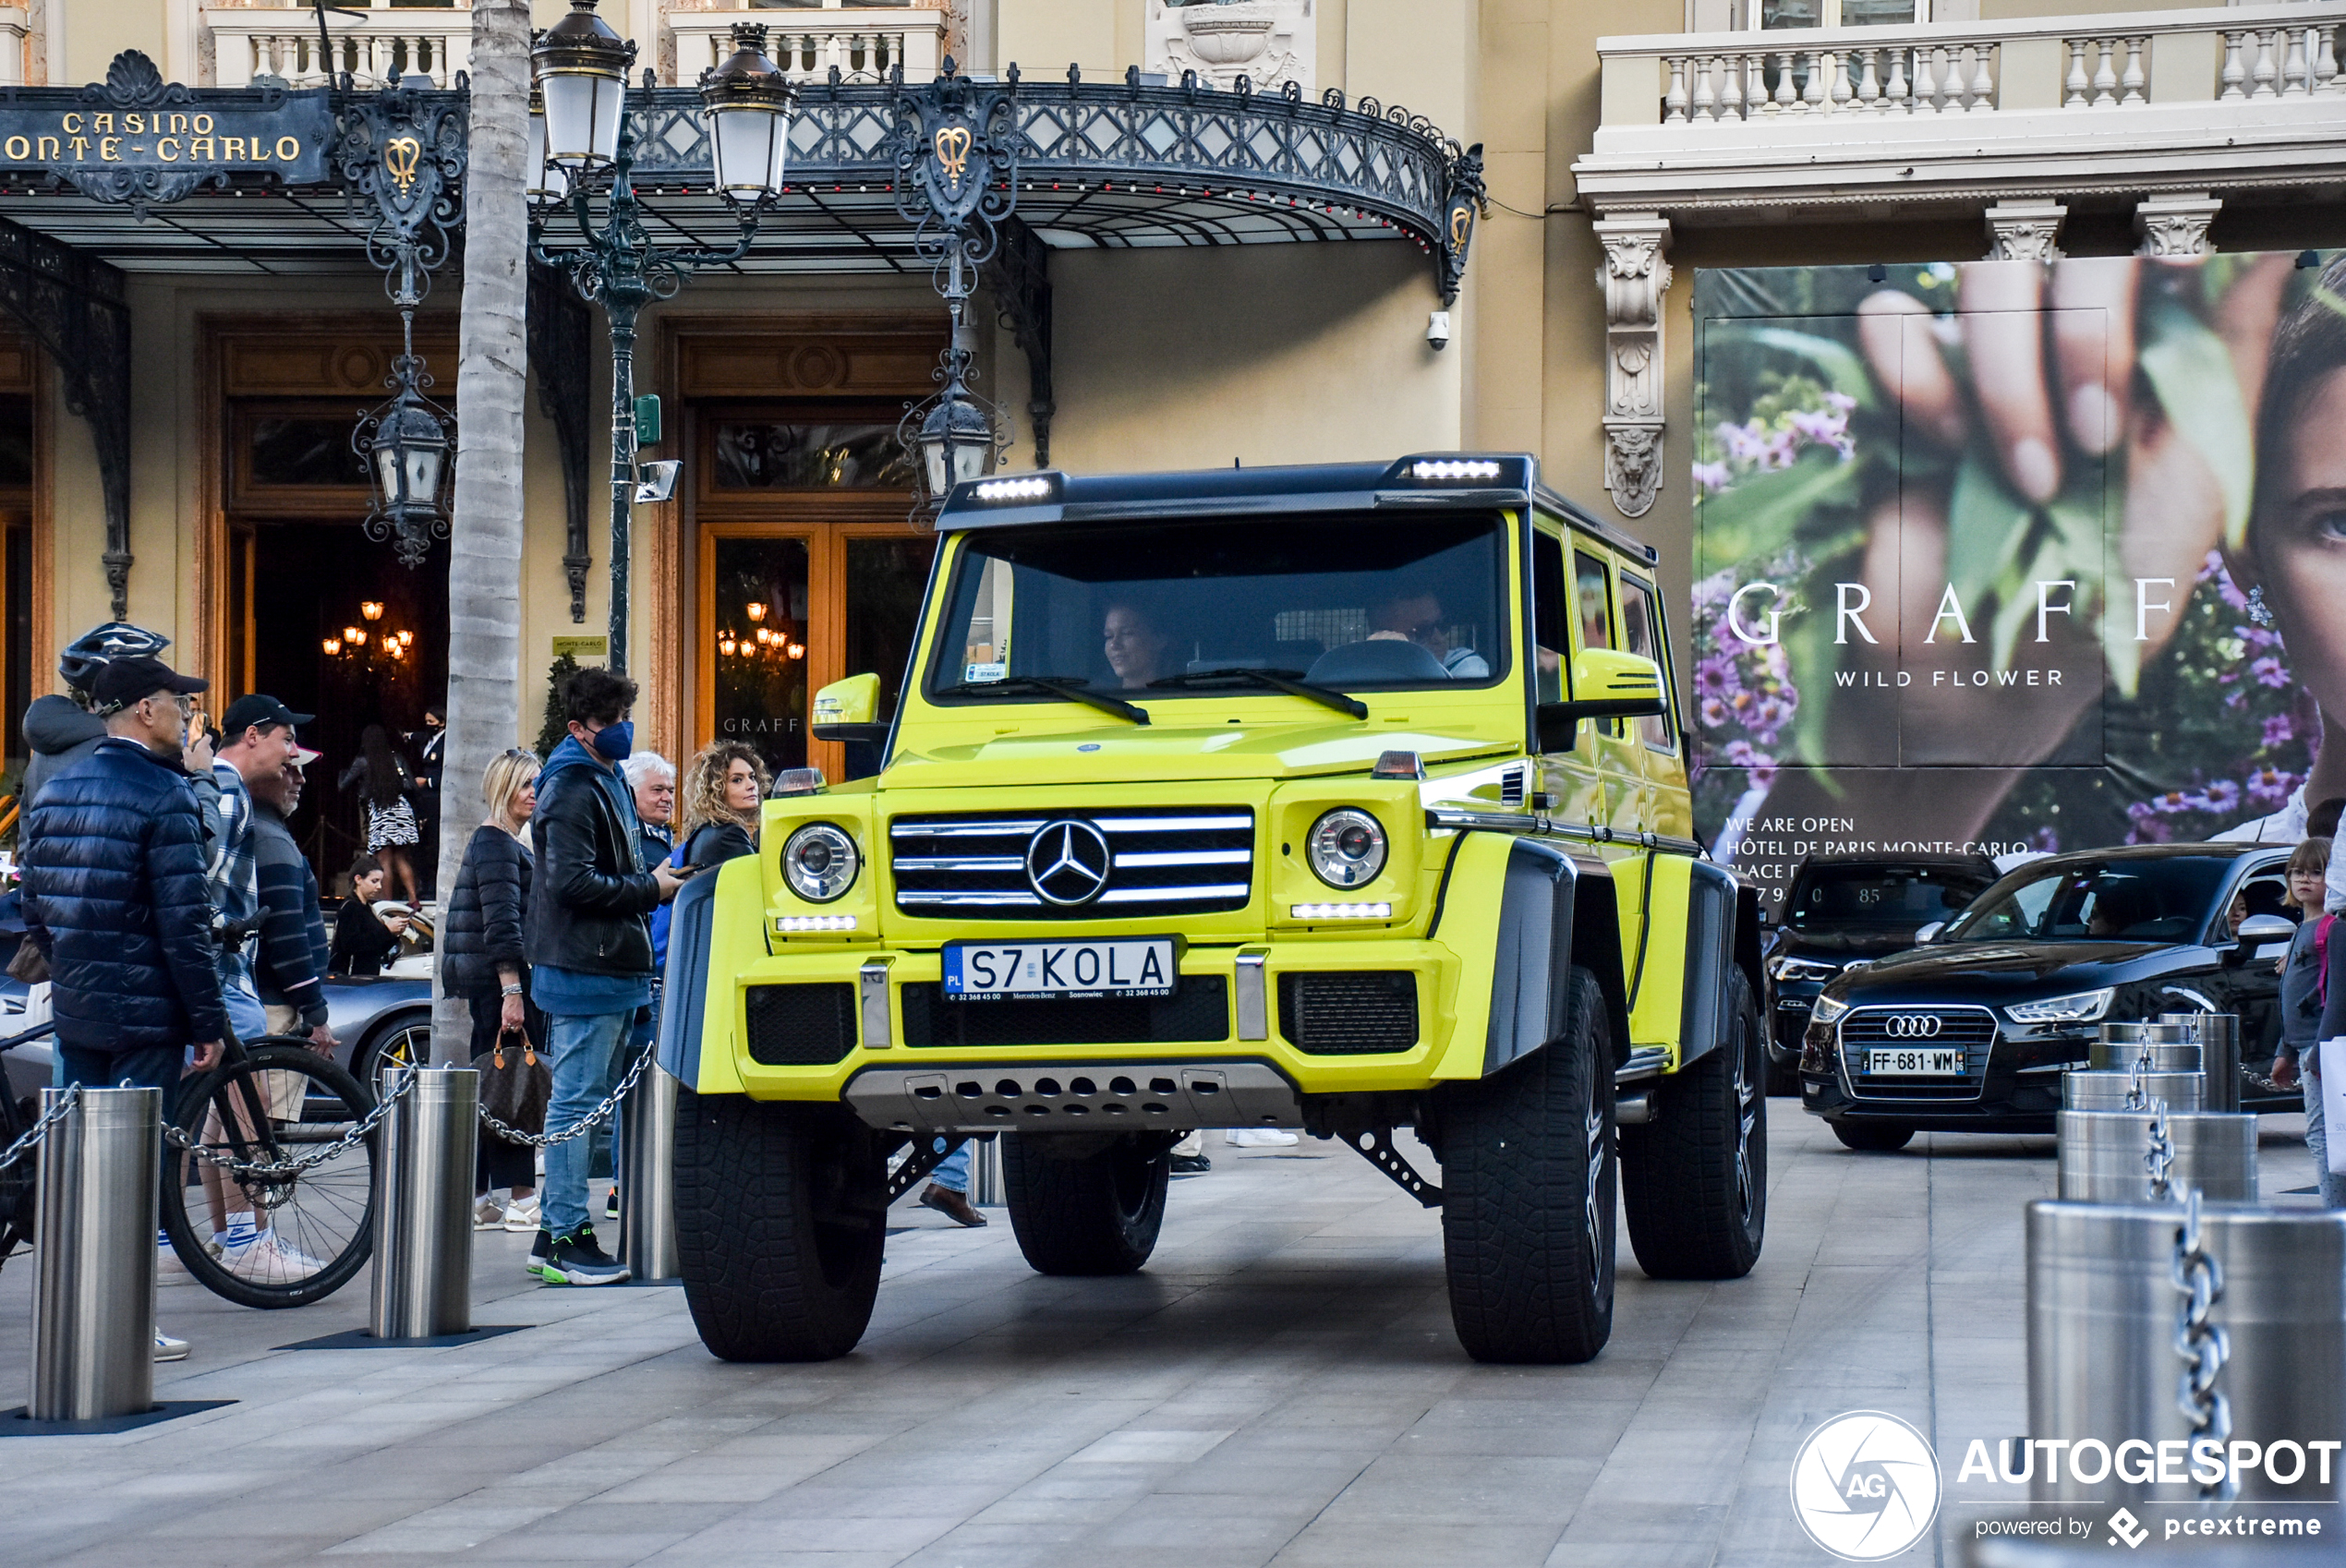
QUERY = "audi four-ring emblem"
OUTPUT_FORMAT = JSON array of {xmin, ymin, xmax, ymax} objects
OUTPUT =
[{"xmin": 1881, "ymin": 1014, "xmax": 1943, "ymax": 1039}]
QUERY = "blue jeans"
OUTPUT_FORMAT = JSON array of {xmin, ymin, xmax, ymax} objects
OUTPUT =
[
  {"xmin": 932, "ymin": 1137, "xmax": 972, "ymax": 1195},
  {"xmin": 2306, "ymin": 1054, "xmax": 2346, "ymax": 1209},
  {"xmin": 58, "ymin": 1042, "xmax": 186, "ymax": 1100},
  {"xmin": 543, "ymin": 1010, "xmax": 631, "ymax": 1238}
]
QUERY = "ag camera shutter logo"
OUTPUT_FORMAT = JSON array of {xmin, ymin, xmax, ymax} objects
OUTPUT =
[{"xmin": 1790, "ymin": 1411, "xmax": 1942, "ymax": 1561}]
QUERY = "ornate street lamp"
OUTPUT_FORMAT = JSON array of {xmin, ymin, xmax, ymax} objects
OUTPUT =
[
  {"xmin": 532, "ymin": 10, "xmax": 796, "ymax": 674},
  {"xmin": 354, "ymin": 351, "xmax": 454, "ymax": 569}
]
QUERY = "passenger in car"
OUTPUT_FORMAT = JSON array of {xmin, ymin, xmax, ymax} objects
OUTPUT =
[
  {"xmin": 1369, "ymin": 591, "xmax": 1488, "ymax": 678},
  {"xmin": 1102, "ymin": 602, "xmax": 1172, "ymax": 690}
]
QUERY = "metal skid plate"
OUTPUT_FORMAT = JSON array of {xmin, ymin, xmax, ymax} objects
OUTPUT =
[{"xmin": 845, "ymin": 1061, "xmax": 1300, "ymax": 1135}]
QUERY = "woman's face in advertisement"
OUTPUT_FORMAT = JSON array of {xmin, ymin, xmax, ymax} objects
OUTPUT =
[{"xmin": 2259, "ymin": 367, "xmax": 2346, "ymax": 716}]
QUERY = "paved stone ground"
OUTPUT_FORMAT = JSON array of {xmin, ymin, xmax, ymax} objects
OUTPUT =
[{"xmin": 0, "ymin": 1107, "xmax": 2323, "ymax": 1568}]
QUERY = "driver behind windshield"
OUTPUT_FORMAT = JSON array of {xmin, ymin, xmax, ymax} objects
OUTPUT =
[
  {"xmin": 1102, "ymin": 601, "xmax": 1172, "ymax": 690},
  {"xmin": 2086, "ymin": 883, "xmax": 2156, "ymax": 938},
  {"xmin": 1369, "ymin": 592, "xmax": 1488, "ymax": 679}
]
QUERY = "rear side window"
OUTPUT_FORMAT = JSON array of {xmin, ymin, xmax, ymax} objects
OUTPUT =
[
  {"xmin": 1532, "ymin": 531, "xmax": 1568, "ymax": 706},
  {"xmin": 1620, "ymin": 574, "xmax": 1675, "ymax": 752}
]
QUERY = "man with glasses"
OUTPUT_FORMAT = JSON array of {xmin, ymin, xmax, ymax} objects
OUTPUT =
[
  {"xmin": 1369, "ymin": 592, "xmax": 1490, "ymax": 679},
  {"xmin": 21, "ymin": 655, "xmax": 228, "ymax": 1362}
]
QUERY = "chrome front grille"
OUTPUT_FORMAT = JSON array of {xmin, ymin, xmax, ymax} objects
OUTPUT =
[
  {"xmin": 889, "ymin": 808, "xmax": 1255, "ymax": 920},
  {"xmin": 1839, "ymin": 1006, "xmax": 1999, "ymax": 1102}
]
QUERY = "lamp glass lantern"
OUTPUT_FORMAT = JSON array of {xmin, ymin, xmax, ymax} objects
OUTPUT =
[
  {"xmin": 533, "ymin": 0, "xmax": 636, "ymax": 171},
  {"xmin": 526, "ymin": 83, "xmax": 571, "ymax": 207},
  {"xmin": 368, "ymin": 390, "xmax": 451, "ymax": 525},
  {"xmin": 918, "ymin": 392, "xmax": 996, "ymax": 500},
  {"xmin": 700, "ymin": 24, "xmax": 796, "ymax": 206}
]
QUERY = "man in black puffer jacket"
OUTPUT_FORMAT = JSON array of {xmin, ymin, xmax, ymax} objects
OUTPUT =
[
  {"xmin": 523, "ymin": 667, "xmax": 685, "ymax": 1285},
  {"xmin": 22, "ymin": 656, "xmax": 228, "ymax": 1094}
]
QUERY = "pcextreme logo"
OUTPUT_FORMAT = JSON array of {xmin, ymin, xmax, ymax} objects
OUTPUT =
[{"xmin": 1791, "ymin": 1411, "xmax": 1944, "ymax": 1562}]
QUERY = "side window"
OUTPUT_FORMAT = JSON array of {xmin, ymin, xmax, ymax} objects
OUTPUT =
[
  {"xmin": 1620, "ymin": 575, "xmax": 1676, "ymax": 752},
  {"xmin": 1532, "ymin": 531, "xmax": 1568, "ymax": 706},
  {"xmin": 1574, "ymin": 551, "xmax": 1618, "ymax": 736}
]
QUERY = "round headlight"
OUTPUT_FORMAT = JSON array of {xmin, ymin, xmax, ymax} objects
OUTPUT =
[
  {"xmin": 782, "ymin": 822, "xmax": 859, "ymax": 902},
  {"xmin": 1306, "ymin": 808, "xmax": 1387, "ymax": 889}
]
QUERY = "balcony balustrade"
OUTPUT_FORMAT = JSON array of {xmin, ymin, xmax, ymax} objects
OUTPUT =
[
  {"xmin": 1577, "ymin": 3, "xmax": 2346, "ymax": 218},
  {"xmin": 669, "ymin": 4, "xmax": 946, "ymax": 85}
]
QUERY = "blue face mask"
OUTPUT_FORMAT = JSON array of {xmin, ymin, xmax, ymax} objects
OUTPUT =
[{"xmin": 591, "ymin": 720, "xmax": 634, "ymax": 763}]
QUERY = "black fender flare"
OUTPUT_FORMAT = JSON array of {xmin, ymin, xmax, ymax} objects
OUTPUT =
[
  {"xmin": 1675, "ymin": 859, "xmax": 1744, "ymax": 1069},
  {"xmin": 1482, "ymin": 838, "xmax": 1630, "ymax": 1075},
  {"xmin": 657, "ymin": 868, "xmax": 722, "ymax": 1087}
]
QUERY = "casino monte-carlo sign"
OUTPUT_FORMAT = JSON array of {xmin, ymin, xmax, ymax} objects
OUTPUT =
[{"xmin": 0, "ymin": 51, "xmax": 334, "ymax": 209}]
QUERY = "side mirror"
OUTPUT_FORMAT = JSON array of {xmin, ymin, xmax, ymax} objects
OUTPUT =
[
  {"xmin": 1536, "ymin": 647, "xmax": 1668, "ymax": 752},
  {"xmin": 1914, "ymin": 921, "xmax": 1943, "ymax": 946},
  {"xmin": 2235, "ymin": 912, "xmax": 2295, "ymax": 944},
  {"xmin": 811, "ymin": 672, "xmax": 887, "ymax": 747}
]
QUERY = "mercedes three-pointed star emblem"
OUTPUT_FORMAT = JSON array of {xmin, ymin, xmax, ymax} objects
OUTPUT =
[{"xmin": 1025, "ymin": 819, "xmax": 1112, "ymax": 906}]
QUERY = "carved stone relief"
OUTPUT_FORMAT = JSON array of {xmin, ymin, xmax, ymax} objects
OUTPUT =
[
  {"xmin": 1985, "ymin": 199, "xmax": 2067, "ymax": 261},
  {"xmin": 2136, "ymin": 191, "xmax": 2221, "ymax": 258},
  {"xmin": 1594, "ymin": 211, "xmax": 1671, "ymax": 521},
  {"xmin": 1144, "ymin": 0, "xmax": 1314, "ymax": 95}
]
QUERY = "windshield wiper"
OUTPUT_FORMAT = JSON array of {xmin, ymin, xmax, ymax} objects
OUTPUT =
[
  {"xmin": 935, "ymin": 675, "xmax": 1151, "ymax": 726},
  {"xmin": 1147, "ymin": 667, "xmax": 1369, "ymax": 720}
]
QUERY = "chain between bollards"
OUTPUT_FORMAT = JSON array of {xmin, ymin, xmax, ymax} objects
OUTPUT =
[{"xmin": 478, "ymin": 1042, "xmax": 652, "ymax": 1150}]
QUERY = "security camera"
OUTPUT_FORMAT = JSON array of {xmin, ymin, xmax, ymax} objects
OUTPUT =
[
  {"xmin": 634, "ymin": 460, "xmax": 681, "ymax": 503},
  {"xmin": 1426, "ymin": 311, "xmax": 1452, "ymax": 352}
]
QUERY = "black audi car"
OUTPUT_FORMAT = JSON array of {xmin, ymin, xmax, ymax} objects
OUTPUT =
[
  {"xmin": 1763, "ymin": 851, "xmax": 2001, "ymax": 1092},
  {"xmin": 1799, "ymin": 842, "xmax": 2302, "ymax": 1150}
]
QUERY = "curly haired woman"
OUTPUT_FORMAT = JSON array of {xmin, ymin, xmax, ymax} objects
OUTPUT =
[{"xmin": 676, "ymin": 741, "xmax": 768, "ymax": 870}]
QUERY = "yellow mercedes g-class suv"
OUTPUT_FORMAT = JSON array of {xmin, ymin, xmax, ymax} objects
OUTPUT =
[{"xmin": 659, "ymin": 453, "xmax": 1765, "ymax": 1365}]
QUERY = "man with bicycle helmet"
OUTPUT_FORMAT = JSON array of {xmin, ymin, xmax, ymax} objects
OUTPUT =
[{"xmin": 23, "ymin": 622, "xmax": 172, "ymax": 810}]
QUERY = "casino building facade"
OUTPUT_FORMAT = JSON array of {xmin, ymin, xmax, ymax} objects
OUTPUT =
[{"xmin": 0, "ymin": 2, "xmax": 2340, "ymax": 877}]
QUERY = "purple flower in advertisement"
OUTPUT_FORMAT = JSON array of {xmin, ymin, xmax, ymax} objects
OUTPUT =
[
  {"xmin": 2247, "ymin": 767, "xmax": 2298, "ymax": 808},
  {"xmin": 2196, "ymin": 549, "xmax": 2226, "ymax": 586},
  {"xmin": 2252, "ymin": 657, "xmax": 2290, "ymax": 689},
  {"xmin": 1700, "ymin": 696, "xmax": 1731, "ymax": 730},
  {"xmin": 1696, "ymin": 657, "xmax": 1734, "ymax": 696},
  {"xmin": 2263, "ymin": 713, "xmax": 2295, "ymax": 748},
  {"xmin": 2201, "ymin": 779, "xmax": 2243, "ymax": 814},
  {"xmin": 2149, "ymin": 791, "xmax": 2194, "ymax": 814},
  {"xmin": 1755, "ymin": 696, "xmax": 1791, "ymax": 733},
  {"xmin": 1693, "ymin": 461, "xmax": 1732, "ymax": 494},
  {"xmin": 1823, "ymin": 392, "xmax": 1856, "ymax": 415}
]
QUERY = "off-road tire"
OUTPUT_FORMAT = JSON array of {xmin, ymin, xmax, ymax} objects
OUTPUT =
[
  {"xmin": 1434, "ymin": 966, "xmax": 1615, "ymax": 1365},
  {"xmin": 1621, "ymin": 968, "xmax": 1767, "ymax": 1282},
  {"xmin": 1001, "ymin": 1133, "xmax": 1169, "ymax": 1275},
  {"xmin": 1831, "ymin": 1119, "xmax": 1915, "ymax": 1153},
  {"xmin": 674, "ymin": 1086, "xmax": 887, "ymax": 1362}
]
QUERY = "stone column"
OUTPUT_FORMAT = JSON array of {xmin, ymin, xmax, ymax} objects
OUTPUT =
[
  {"xmin": 2135, "ymin": 191, "xmax": 2221, "ymax": 257},
  {"xmin": 1985, "ymin": 199, "xmax": 2067, "ymax": 260},
  {"xmin": 1594, "ymin": 211, "xmax": 1672, "ymax": 521}
]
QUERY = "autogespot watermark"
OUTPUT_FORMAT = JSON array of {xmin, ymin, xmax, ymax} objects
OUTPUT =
[
  {"xmin": 1791, "ymin": 1412, "xmax": 2340, "ymax": 1559},
  {"xmin": 1791, "ymin": 1412, "xmax": 1944, "ymax": 1562}
]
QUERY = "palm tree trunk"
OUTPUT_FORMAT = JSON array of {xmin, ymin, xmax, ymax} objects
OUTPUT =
[{"xmin": 433, "ymin": 0, "xmax": 530, "ymax": 1068}]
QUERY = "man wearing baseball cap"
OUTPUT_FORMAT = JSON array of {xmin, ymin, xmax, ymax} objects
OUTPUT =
[
  {"xmin": 199, "ymin": 694, "xmax": 316, "ymax": 1058},
  {"xmin": 21, "ymin": 654, "xmax": 230, "ymax": 1091}
]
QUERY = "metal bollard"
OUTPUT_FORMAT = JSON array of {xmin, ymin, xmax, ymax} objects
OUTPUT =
[
  {"xmin": 369, "ymin": 1067, "xmax": 477, "ymax": 1340},
  {"xmin": 2160, "ymin": 1012, "xmax": 2243, "ymax": 1115},
  {"xmin": 618, "ymin": 1056, "xmax": 680, "ymax": 1282},
  {"xmin": 2027, "ymin": 1200, "xmax": 2346, "ymax": 1506},
  {"xmin": 2055, "ymin": 1110, "xmax": 2256, "ymax": 1202},
  {"xmin": 2087, "ymin": 1021, "xmax": 2199, "ymax": 1072},
  {"xmin": 967, "ymin": 1134, "xmax": 1001, "ymax": 1208},
  {"xmin": 30, "ymin": 1086, "xmax": 159, "ymax": 1422},
  {"xmin": 2062, "ymin": 1068, "xmax": 2204, "ymax": 1112}
]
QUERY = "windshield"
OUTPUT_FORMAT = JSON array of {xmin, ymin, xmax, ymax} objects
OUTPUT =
[
  {"xmin": 1787, "ymin": 866, "xmax": 1990, "ymax": 929},
  {"xmin": 925, "ymin": 514, "xmax": 1509, "ymax": 702},
  {"xmin": 1940, "ymin": 855, "xmax": 2236, "ymax": 944}
]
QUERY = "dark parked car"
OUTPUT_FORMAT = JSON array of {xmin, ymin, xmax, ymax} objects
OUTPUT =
[
  {"xmin": 1763, "ymin": 852, "xmax": 2001, "ymax": 1092},
  {"xmin": 1798, "ymin": 842, "xmax": 2301, "ymax": 1150}
]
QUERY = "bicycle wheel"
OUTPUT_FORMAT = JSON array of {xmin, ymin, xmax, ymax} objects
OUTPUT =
[{"xmin": 162, "ymin": 1038, "xmax": 378, "ymax": 1309}]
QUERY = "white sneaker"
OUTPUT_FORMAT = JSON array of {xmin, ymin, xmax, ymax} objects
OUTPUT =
[
  {"xmin": 474, "ymin": 1197, "xmax": 506, "ymax": 1230},
  {"xmin": 502, "ymin": 1196, "xmax": 542, "ymax": 1233},
  {"xmin": 224, "ymin": 1234, "xmax": 314, "ymax": 1285},
  {"xmin": 1227, "ymin": 1128, "xmax": 1300, "ymax": 1147},
  {"xmin": 153, "ymin": 1330, "xmax": 188, "ymax": 1362}
]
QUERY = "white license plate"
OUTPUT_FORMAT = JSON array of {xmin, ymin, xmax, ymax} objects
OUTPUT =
[
  {"xmin": 1864, "ymin": 1047, "xmax": 1967, "ymax": 1076},
  {"xmin": 942, "ymin": 938, "xmax": 1176, "ymax": 1000}
]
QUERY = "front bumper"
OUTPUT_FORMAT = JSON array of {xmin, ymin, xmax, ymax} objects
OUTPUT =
[
  {"xmin": 1798, "ymin": 1008, "xmax": 2097, "ymax": 1133},
  {"xmin": 724, "ymin": 938, "xmax": 1467, "ymax": 1103}
]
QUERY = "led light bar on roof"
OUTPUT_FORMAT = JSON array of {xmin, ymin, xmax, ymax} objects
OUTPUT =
[
  {"xmin": 1411, "ymin": 459, "xmax": 1502, "ymax": 481},
  {"xmin": 973, "ymin": 476, "xmax": 1052, "ymax": 501}
]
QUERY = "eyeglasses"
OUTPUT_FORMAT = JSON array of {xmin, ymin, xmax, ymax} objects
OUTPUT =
[{"xmin": 142, "ymin": 694, "xmax": 195, "ymax": 718}]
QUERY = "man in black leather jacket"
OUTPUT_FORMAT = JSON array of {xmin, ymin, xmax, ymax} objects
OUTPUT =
[{"xmin": 523, "ymin": 666, "xmax": 685, "ymax": 1285}]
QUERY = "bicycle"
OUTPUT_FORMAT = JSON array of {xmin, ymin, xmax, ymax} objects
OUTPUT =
[{"xmin": 0, "ymin": 1025, "xmax": 384, "ymax": 1310}]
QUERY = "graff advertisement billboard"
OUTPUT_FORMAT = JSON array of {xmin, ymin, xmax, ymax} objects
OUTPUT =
[{"xmin": 1690, "ymin": 249, "xmax": 2346, "ymax": 904}]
